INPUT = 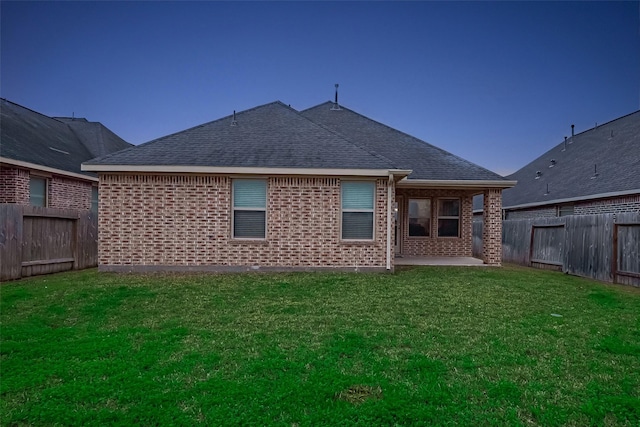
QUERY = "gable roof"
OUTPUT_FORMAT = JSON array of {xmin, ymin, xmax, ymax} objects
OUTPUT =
[
  {"xmin": 0, "ymin": 98, "xmax": 131, "ymax": 178},
  {"xmin": 84, "ymin": 100, "xmax": 512, "ymax": 186},
  {"xmin": 301, "ymin": 102, "xmax": 507, "ymax": 182},
  {"xmin": 500, "ymin": 110, "xmax": 640, "ymax": 210}
]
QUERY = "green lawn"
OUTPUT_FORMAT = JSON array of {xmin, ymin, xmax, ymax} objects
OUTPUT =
[{"xmin": 1, "ymin": 266, "xmax": 639, "ymax": 426}]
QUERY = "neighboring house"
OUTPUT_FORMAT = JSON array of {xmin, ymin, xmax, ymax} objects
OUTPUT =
[
  {"xmin": 0, "ymin": 98, "xmax": 132, "ymax": 211},
  {"xmin": 474, "ymin": 110, "xmax": 640, "ymax": 219},
  {"xmin": 82, "ymin": 100, "xmax": 515, "ymax": 272}
]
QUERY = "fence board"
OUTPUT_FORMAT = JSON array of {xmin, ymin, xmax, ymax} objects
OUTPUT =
[
  {"xmin": 530, "ymin": 224, "xmax": 564, "ymax": 266},
  {"xmin": 473, "ymin": 212, "xmax": 640, "ymax": 287},
  {"xmin": 0, "ymin": 204, "xmax": 23, "ymax": 281},
  {"xmin": 1, "ymin": 204, "xmax": 98, "ymax": 281}
]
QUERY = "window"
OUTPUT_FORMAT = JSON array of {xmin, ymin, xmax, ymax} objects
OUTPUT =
[
  {"xmin": 341, "ymin": 181, "xmax": 374, "ymax": 240},
  {"xmin": 558, "ymin": 204, "xmax": 574, "ymax": 217},
  {"xmin": 91, "ymin": 186, "xmax": 99, "ymax": 214},
  {"xmin": 438, "ymin": 198, "xmax": 460, "ymax": 237},
  {"xmin": 233, "ymin": 179, "xmax": 267, "ymax": 239},
  {"xmin": 29, "ymin": 177, "xmax": 47, "ymax": 207},
  {"xmin": 408, "ymin": 198, "xmax": 431, "ymax": 237}
]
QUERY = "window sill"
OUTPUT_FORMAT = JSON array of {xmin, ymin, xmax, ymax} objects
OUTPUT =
[
  {"xmin": 229, "ymin": 238, "xmax": 269, "ymax": 245},
  {"xmin": 340, "ymin": 239, "xmax": 376, "ymax": 245}
]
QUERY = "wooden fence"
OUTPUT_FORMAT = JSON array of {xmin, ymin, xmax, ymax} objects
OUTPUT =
[
  {"xmin": 0, "ymin": 204, "xmax": 98, "ymax": 281},
  {"xmin": 473, "ymin": 212, "xmax": 640, "ymax": 286}
]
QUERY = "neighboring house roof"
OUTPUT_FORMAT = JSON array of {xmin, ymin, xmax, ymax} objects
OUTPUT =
[
  {"xmin": 496, "ymin": 110, "xmax": 640, "ymax": 210},
  {"xmin": 0, "ymin": 98, "xmax": 131, "ymax": 179},
  {"xmin": 301, "ymin": 102, "xmax": 506, "ymax": 182},
  {"xmin": 84, "ymin": 100, "xmax": 512, "ymax": 187}
]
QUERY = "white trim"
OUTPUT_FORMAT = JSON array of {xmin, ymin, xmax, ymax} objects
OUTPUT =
[
  {"xmin": 503, "ymin": 189, "xmax": 640, "ymax": 211},
  {"xmin": 81, "ymin": 163, "xmax": 413, "ymax": 178},
  {"xmin": 1, "ymin": 157, "xmax": 99, "ymax": 182},
  {"xmin": 397, "ymin": 178, "xmax": 517, "ymax": 189}
]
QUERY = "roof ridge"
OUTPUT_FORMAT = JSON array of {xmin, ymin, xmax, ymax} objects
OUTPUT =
[
  {"xmin": 87, "ymin": 100, "xmax": 289, "ymax": 163},
  {"xmin": 296, "ymin": 102, "xmax": 400, "ymax": 169},
  {"xmin": 303, "ymin": 101, "xmax": 498, "ymax": 174},
  {"xmin": 572, "ymin": 109, "xmax": 640, "ymax": 138},
  {"xmin": 1, "ymin": 97, "xmax": 67, "ymax": 125}
]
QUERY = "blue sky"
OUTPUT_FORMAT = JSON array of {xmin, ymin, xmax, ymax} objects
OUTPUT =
[{"xmin": 2, "ymin": 1, "xmax": 639, "ymax": 176}]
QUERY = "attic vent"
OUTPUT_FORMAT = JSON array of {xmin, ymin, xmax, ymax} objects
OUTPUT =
[
  {"xmin": 591, "ymin": 164, "xmax": 599, "ymax": 179},
  {"xmin": 330, "ymin": 83, "xmax": 341, "ymax": 111},
  {"xmin": 562, "ymin": 136, "xmax": 567, "ymax": 151},
  {"xmin": 549, "ymin": 159, "xmax": 556, "ymax": 168},
  {"xmin": 231, "ymin": 110, "xmax": 238, "ymax": 126},
  {"xmin": 49, "ymin": 147, "xmax": 70, "ymax": 155},
  {"xmin": 535, "ymin": 170, "xmax": 542, "ymax": 179}
]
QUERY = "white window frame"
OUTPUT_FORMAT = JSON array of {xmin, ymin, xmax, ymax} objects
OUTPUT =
[
  {"xmin": 29, "ymin": 176, "xmax": 48, "ymax": 207},
  {"xmin": 341, "ymin": 180, "xmax": 375, "ymax": 241},
  {"xmin": 408, "ymin": 198, "xmax": 431, "ymax": 238},
  {"xmin": 437, "ymin": 198, "xmax": 460, "ymax": 238},
  {"xmin": 232, "ymin": 179, "xmax": 267, "ymax": 240}
]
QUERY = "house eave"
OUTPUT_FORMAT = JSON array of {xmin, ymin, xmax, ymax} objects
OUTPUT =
[
  {"xmin": 1, "ymin": 157, "xmax": 99, "ymax": 182},
  {"xmin": 81, "ymin": 164, "xmax": 413, "ymax": 179},
  {"xmin": 396, "ymin": 178, "xmax": 517, "ymax": 190},
  {"xmin": 503, "ymin": 189, "xmax": 640, "ymax": 211}
]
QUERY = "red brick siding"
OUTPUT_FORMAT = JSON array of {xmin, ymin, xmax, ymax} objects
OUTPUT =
[
  {"xmin": 574, "ymin": 195, "xmax": 640, "ymax": 214},
  {"xmin": 505, "ymin": 194, "xmax": 640, "ymax": 218},
  {"xmin": 0, "ymin": 166, "xmax": 92, "ymax": 209},
  {"xmin": 0, "ymin": 167, "xmax": 29, "ymax": 204},
  {"xmin": 99, "ymin": 174, "xmax": 391, "ymax": 269},
  {"xmin": 396, "ymin": 188, "xmax": 474, "ymax": 257},
  {"xmin": 49, "ymin": 176, "xmax": 92, "ymax": 210},
  {"xmin": 482, "ymin": 189, "xmax": 502, "ymax": 266}
]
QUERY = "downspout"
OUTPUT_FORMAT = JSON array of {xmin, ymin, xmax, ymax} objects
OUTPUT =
[{"xmin": 386, "ymin": 174, "xmax": 393, "ymax": 271}]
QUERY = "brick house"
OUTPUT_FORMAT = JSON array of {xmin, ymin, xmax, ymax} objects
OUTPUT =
[
  {"xmin": 474, "ymin": 110, "xmax": 640, "ymax": 219},
  {"xmin": 0, "ymin": 98, "xmax": 131, "ymax": 210},
  {"xmin": 83, "ymin": 101, "xmax": 515, "ymax": 272}
]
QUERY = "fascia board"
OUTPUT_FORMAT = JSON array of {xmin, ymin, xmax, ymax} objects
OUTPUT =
[{"xmin": 1, "ymin": 157, "xmax": 99, "ymax": 182}]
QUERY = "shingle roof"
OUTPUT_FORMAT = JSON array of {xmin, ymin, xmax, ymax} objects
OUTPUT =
[
  {"xmin": 301, "ymin": 102, "xmax": 507, "ymax": 181},
  {"xmin": 499, "ymin": 110, "xmax": 640, "ymax": 209},
  {"xmin": 0, "ymin": 98, "xmax": 131, "ymax": 177},
  {"xmin": 86, "ymin": 100, "xmax": 509, "ymax": 183},
  {"xmin": 85, "ymin": 101, "xmax": 397, "ymax": 170}
]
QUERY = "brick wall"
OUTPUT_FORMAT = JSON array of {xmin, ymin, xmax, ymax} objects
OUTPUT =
[
  {"xmin": 49, "ymin": 176, "xmax": 92, "ymax": 210},
  {"xmin": 482, "ymin": 189, "xmax": 502, "ymax": 266},
  {"xmin": 574, "ymin": 195, "xmax": 640, "ymax": 215},
  {"xmin": 0, "ymin": 167, "xmax": 29, "ymax": 204},
  {"xmin": 505, "ymin": 194, "xmax": 640, "ymax": 218},
  {"xmin": 0, "ymin": 166, "xmax": 92, "ymax": 209},
  {"xmin": 395, "ymin": 188, "xmax": 474, "ymax": 257},
  {"xmin": 98, "ymin": 174, "xmax": 392, "ymax": 271},
  {"xmin": 505, "ymin": 206, "xmax": 557, "ymax": 220}
]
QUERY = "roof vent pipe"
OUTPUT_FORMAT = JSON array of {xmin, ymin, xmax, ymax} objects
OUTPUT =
[
  {"xmin": 331, "ymin": 84, "xmax": 341, "ymax": 110},
  {"xmin": 231, "ymin": 110, "xmax": 237, "ymax": 126},
  {"xmin": 563, "ymin": 136, "xmax": 567, "ymax": 151},
  {"xmin": 571, "ymin": 124, "xmax": 575, "ymax": 138}
]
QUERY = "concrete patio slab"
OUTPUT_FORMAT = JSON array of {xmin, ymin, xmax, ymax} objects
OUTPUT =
[{"xmin": 395, "ymin": 256, "xmax": 486, "ymax": 266}]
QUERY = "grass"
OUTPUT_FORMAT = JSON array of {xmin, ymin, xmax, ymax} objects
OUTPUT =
[{"xmin": 1, "ymin": 265, "xmax": 639, "ymax": 426}]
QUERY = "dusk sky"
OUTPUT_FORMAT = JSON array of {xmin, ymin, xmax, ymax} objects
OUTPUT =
[{"xmin": 2, "ymin": 1, "xmax": 639, "ymax": 176}]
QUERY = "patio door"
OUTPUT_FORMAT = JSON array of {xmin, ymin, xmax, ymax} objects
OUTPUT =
[{"xmin": 395, "ymin": 196, "xmax": 403, "ymax": 255}]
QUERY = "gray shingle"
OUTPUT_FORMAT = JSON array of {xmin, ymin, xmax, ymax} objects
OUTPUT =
[
  {"xmin": 86, "ymin": 101, "xmax": 397, "ymax": 170},
  {"xmin": 0, "ymin": 98, "xmax": 131, "ymax": 176},
  {"xmin": 301, "ymin": 102, "xmax": 507, "ymax": 181},
  {"xmin": 501, "ymin": 110, "xmax": 640, "ymax": 208}
]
